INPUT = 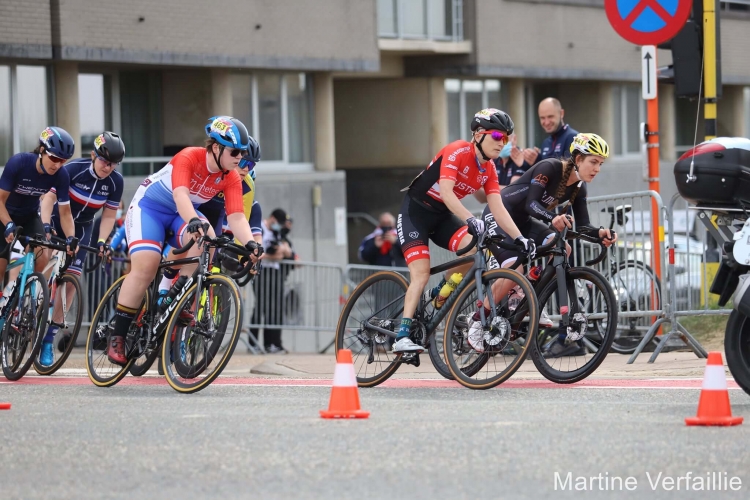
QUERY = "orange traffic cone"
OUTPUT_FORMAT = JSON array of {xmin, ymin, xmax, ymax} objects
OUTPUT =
[
  {"xmin": 320, "ymin": 349, "xmax": 369, "ymax": 419},
  {"xmin": 686, "ymin": 352, "xmax": 743, "ymax": 426},
  {"xmin": 0, "ymin": 403, "xmax": 10, "ymax": 410}
]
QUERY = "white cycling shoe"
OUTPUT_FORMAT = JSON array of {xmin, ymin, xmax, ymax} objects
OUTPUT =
[
  {"xmin": 467, "ymin": 321, "xmax": 486, "ymax": 353},
  {"xmin": 392, "ymin": 337, "xmax": 424, "ymax": 354}
]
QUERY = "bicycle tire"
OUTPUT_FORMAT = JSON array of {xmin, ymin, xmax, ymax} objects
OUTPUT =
[
  {"xmin": 128, "ymin": 345, "xmax": 159, "ymax": 377},
  {"xmin": 161, "ymin": 274, "xmax": 243, "ymax": 393},
  {"xmin": 1, "ymin": 272, "xmax": 50, "ymax": 381},
  {"xmin": 334, "ymin": 271, "xmax": 405, "ymax": 388},
  {"xmin": 609, "ymin": 260, "xmax": 662, "ymax": 354},
  {"xmin": 33, "ymin": 274, "xmax": 83, "ymax": 376},
  {"xmin": 427, "ymin": 327, "xmax": 454, "ymax": 380},
  {"xmin": 724, "ymin": 310, "xmax": 750, "ymax": 396},
  {"xmin": 443, "ymin": 268, "xmax": 539, "ymax": 390},
  {"xmin": 85, "ymin": 276, "xmax": 146, "ymax": 387},
  {"xmin": 530, "ymin": 267, "xmax": 617, "ymax": 383}
]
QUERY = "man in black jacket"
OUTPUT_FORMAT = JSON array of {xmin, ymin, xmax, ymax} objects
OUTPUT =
[{"xmin": 358, "ymin": 212, "xmax": 405, "ymax": 267}]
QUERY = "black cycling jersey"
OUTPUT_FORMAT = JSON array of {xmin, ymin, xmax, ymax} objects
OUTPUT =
[{"xmin": 500, "ymin": 158, "xmax": 591, "ymax": 228}]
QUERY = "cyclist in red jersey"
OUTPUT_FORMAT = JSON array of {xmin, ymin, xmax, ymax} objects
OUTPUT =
[{"xmin": 392, "ymin": 109, "xmax": 536, "ymax": 353}]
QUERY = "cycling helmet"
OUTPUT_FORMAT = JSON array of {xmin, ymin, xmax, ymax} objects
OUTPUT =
[
  {"xmin": 470, "ymin": 108, "xmax": 514, "ymax": 134},
  {"xmin": 205, "ymin": 116, "xmax": 250, "ymax": 150},
  {"xmin": 238, "ymin": 135, "xmax": 261, "ymax": 169},
  {"xmin": 570, "ymin": 133, "xmax": 610, "ymax": 159},
  {"xmin": 39, "ymin": 126, "xmax": 75, "ymax": 160},
  {"xmin": 94, "ymin": 131, "xmax": 126, "ymax": 163}
]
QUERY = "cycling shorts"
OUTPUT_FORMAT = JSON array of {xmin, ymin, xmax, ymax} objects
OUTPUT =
[
  {"xmin": 125, "ymin": 185, "xmax": 208, "ymax": 255},
  {"xmin": 397, "ymin": 194, "xmax": 468, "ymax": 265},
  {"xmin": 51, "ymin": 216, "xmax": 93, "ymax": 276},
  {"xmin": 481, "ymin": 207, "xmax": 554, "ymax": 267}
]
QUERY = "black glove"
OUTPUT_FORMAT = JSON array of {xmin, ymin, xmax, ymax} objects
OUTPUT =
[
  {"xmin": 66, "ymin": 236, "xmax": 79, "ymax": 252},
  {"xmin": 186, "ymin": 217, "xmax": 204, "ymax": 235},
  {"xmin": 4, "ymin": 221, "xmax": 17, "ymax": 239},
  {"xmin": 515, "ymin": 236, "xmax": 536, "ymax": 260},
  {"xmin": 43, "ymin": 223, "xmax": 52, "ymax": 236},
  {"xmin": 245, "ymin": 241, "xmax": 264, "ymax": 258},
  {"xmin": 465, "ymin": 217, "xmax": 485, "ymax": 238}
]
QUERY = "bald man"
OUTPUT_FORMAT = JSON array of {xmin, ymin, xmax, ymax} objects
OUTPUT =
[{"xmin": 527, "ymin": 97, "xmax": 579, "ymax": 165}]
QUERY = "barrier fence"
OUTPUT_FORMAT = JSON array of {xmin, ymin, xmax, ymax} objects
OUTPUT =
[{"xmin": 69, "ymin": 189, "xmax": 739, "ymax": 360}]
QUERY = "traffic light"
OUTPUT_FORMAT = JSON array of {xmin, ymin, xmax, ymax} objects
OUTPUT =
[{"xmin": 657, "ymin": 0, "xmax": 722, "ymax": 99}]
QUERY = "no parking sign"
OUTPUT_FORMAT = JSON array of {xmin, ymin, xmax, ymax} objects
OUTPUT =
[{"xmin": 604, "ymin": 0, "xmax": 692, "ymax": 46}]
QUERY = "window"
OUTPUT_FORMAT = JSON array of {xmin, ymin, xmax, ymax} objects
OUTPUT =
[
  {"xmin": 720, "ymin": 0, "xmax": 750, "ymax": 12},
  {"xmin": 378, "ymin": 0, "xmax": 463, "ymax": 41},
  {"xmin": 78, "ymin": 74, "xmax": 115, "ymax": 153},
  {"xmin": 231, "ymin": 72, "xmax": 314, "ymax": 167},
  {"xmin": 445, "ymin": 79, "xmax": 507, "ymax": 142},
  {"xmin": 0, "ymin": 64, "xmax": 51, "ymax": 165},
  {"xmin": 612, "ymin": 84, "xmax": 645, "ymax": 156}
]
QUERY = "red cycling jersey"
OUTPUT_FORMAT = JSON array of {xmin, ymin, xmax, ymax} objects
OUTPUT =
[{"xmin": 406, "ymin": 140, "xmax": 501, "ymax": 212}]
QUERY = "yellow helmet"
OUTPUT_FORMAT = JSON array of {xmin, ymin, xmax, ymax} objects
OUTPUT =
[{"xmin": 570, "ymin": 133, "xmax": 609, "ymax": 159}]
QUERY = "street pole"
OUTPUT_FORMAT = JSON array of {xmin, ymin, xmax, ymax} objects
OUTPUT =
[
  {"xmin": 703, "ymin": 0, "xmax": 718, "ymax": 140},
  {"xmin": 644, "ymin": 50, "xmax": 662, "ymax": 284}
]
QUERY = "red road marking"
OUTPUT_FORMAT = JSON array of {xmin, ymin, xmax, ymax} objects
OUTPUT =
[{"xmin": 0, "ymin": 376, "xmax": 741, "ymax": 389}]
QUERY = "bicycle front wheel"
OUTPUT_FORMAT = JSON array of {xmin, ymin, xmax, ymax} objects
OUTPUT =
[
  {"xmin": 530, "ymin": 267, "xmax": 617, "ymax": 383},
  {"xmin": 443, "ymin": 268, "xmax": 539, "ymax": 390},
  {"xmin": 609, "ymin": 260, "xmax": 661, "ymax": 354},
  {"xmin": 161, "ymin": 274, "xmax": 243, "ymax": 394},
  {"xmin": 2, "ymin": 273, "xmax": 50, "ymax": 381},
  {"xmin": 335, "ymin": 271, "xmax": 406, "ymax": 387},
  {"xmin": 34, "ymin": 274, "xmax": 83, "ymax": 376}
]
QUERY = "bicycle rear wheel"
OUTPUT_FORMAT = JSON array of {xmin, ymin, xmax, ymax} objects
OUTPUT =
[
  {"xmin": 335, "ymin": 271, "xmax": 405, "ymax": 387},
  {"xmin": 443, "ymin": 268, "xmax": 538, "ymax": 390},
  {"xmin": 161, "ymin": 274, "xmax": 243, "ymax": 393},
  {"xmin": 2, "ymin": 273, "xmax": 50, "ymax": 381},
  {"xmin": 33, "ymin": 274, "xmax": 83, "ymax": 376},
  {"xmin": 530, "ymin": 267, "xmax": 617, "ymax": 383},
  {"xmin": 609, "ymin": 260, "xmax": 661, "ymax": 354}
]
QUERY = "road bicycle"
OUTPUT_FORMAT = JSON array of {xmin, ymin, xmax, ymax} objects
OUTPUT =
[
  {"xmin": 335, "ymin": 231, "xmax": 539, "ymax": 389},
  {"xmin": 85, "ymin": 229, "xmax": 255, "ymax": 393}
]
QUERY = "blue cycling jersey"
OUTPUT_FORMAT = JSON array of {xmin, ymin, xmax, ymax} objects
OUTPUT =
[
  {"xmin": 0, "ymin": 152, "xmax": 70, "ymax": 217},
  {"xmin": 539, "ymin": 124, "xmax": 579, "ymax": 162},
  {"xmin": 53, "ymin": 158, "xmax": 124, "ymax": 223}
]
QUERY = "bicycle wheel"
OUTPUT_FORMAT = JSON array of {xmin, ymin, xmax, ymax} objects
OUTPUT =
[
  {"xmin": 609, "ymin": 260, "xmax": 661, "ymax": 354},
  {"xmin": 1, "ymin": 272, "xmax": 50, "ymax": 381},
  {"xmin": 443, "ymin": 268, "xmax": 538, "ymax": 390},
  {"xmin": 161, "ymin": 274, "xmax": 243, "ymax": 393},
  {"xmin": 530, "ymin": 267, "xmax": 617, "ymax": 384},
  {"xmin": 85, "ymin": 276, "xmax": 149, "ymax": 387},
  {"xmin": 724, "ymin": 310, "xmax": 750, "ymax": 396},
  {"xmin": 427, "ymin": 325, "xmax": 454, "ymax": 380},
  {"xmin": 335, "ymin": 271, "xmax": 405, "ymax": 387},
  {"xmin": 128, "ymin": 345, "xmax": 159, "ymax": 376},
  {"xmin": 33, "ymin": 274, "xmax": 83, "ymax": 375}
]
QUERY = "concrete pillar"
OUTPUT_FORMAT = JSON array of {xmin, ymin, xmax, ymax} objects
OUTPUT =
[
  {"xmin": 507, "ymin": 79, "xmax": 526, "ymax": 146},
  {"xmin": 54, "ymin": 62, "xmax": 80, "ymax": 158},
  {"xmin": 314, "ymin": 73, "xmax": 335, "ymax": 172},
  {"xmin": 428, "ymin": 77, "xmax": 447, "ymax": 153},
  {"xmin": 211, "ymin": 69, "xmax": 232, "ymax": 117},
  {"xmin": 658, "ymin": 84, "xmax": 676, "ymax": 161},
  {"xmin": 597, "ymin": 82, "xmax": 615, "ymax": 146}
]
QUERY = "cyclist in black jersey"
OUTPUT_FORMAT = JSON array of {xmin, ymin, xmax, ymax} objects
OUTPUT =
[{"xmin": 475, "ymin": 133, "xmax": 618, "ymax": 355}]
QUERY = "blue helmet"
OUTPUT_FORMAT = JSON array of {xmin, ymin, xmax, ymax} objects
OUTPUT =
[
  {"xmin": 205, "ymin": 116, "xmax": 250, "ymax": 150},
  {"xmin": 238, "ymin": 135, "xmax": 261, "ymax": 171},
  {"xmin": 39, "ymin": 126, "xmax": 75, "ymax": 160}
]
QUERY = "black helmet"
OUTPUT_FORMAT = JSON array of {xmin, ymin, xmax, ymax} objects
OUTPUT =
[
  {"xmin": 470, "ymin": 108, "xmax": 514, "ymax": 135},
  {"xmin": 94, "ymin": 132, "xmax": 126, "ymax": 163},
  {"xmin": 239, "ymin": 135, "xmax": 261, "ymax": 169}
]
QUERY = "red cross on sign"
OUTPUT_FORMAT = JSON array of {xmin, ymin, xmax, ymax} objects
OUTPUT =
[{"xmin": 605, "ymin": 0, "xmax": 692, "ymax": 46}]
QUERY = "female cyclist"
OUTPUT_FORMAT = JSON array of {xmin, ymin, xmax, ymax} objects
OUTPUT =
[
  {"xmin": 474, "ymin": 132, "xmax": 617, "ymax": 355},
  {"xmin": 39, "ymin": 131, "xmax": 126, "ymax": 365},
  {"xmin": 106, "ymin": 116, "xmax": 261, "ymax": 365},
  {"xmin": 392, "ymin": 108, "xmax": 535, "ymax": 354}
]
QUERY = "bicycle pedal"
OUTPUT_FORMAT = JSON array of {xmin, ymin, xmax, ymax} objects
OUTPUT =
[{"xmin": 399, "ymin": 353, "xmax": 421, "ymax": 367}]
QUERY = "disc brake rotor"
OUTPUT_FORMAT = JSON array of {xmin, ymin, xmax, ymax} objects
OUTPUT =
[{"xmin": 566, "ymin": 312, "xmax": 588, "ymax": 341}]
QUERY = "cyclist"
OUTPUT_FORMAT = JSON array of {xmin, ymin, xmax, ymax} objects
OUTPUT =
[
  {"xmin": 106, "ymin": 116, "xmax": 261, "ymax": 365},
  {"xmin": 39, "ymin": 131, "xmax": 125, "ymax": 365},
  {"xmin": 0, "ymin": 127, "xmax": 77, "ymax": 299},
  {"xmin": 474, "ymin": 132, "xmax": 617, "ymax": 356},
  {"xmin": 393, "ymin": 108, "xmax": 534, "ymax": 354}
]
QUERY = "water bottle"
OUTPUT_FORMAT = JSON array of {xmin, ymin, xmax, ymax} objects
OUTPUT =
[
  {"xmin": 527, "ymin": 265, "xmax": 542, "ymax": 284},
  {"xmin": 159, "ymin": 275, "xmax": 188, "ymax": 313},
  {"xmin": 433, "ymin": 273, "xmax": 463, "ymax": 309}
]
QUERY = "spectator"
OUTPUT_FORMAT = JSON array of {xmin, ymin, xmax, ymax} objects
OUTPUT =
[
  {"xmin": 524, "ymin": 97, "xmax": 579, "ymax": 165},
  {"xmin": 474, "ymin": 134, "xmax": 530, "ymax": 203},
  {"xmin": 250, "ymin": 208, "xmax": 294, "ymax": 354},
  {"xmin": 358, "ymin": 212, "xmax": 405, "ymax": 267}
]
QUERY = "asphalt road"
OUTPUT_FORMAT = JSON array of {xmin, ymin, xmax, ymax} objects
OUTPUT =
[{"xmin": 1, "ymin": 380, "xmax": 749, "ymax": 500}]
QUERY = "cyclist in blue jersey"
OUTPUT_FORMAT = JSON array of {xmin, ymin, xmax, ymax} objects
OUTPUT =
[
  {"xmin": 0, "ymin": 127, "xmax": 78, "ymax": 295},
  {"xmin": 39, "ymin": 131, "xmax": 125, "ymax": 365}
]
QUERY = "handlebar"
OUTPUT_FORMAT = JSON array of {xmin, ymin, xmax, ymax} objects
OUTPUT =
[{"xmin": 564, "ymin": 229, "xmax": 610, "ymax": 266}]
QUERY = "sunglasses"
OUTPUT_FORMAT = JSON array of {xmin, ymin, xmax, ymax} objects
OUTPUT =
[
  {"xmin": 226, "ymin": 148, "xmax": 248, "ymax": 158},
  {"xmin": 477, "ymin": 130, "xmax": 509, "ymax": 144},
  {"xmin": 239, "ymin": 158, "xmax": 256, "ymax": 170},
  {"xmin": 45, "ymin": 151, "xmax": 66, "ymax": 164},
  {"xmin": 95, "ymin": 152, "xmax": 119, "ymax": 168}
]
